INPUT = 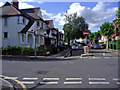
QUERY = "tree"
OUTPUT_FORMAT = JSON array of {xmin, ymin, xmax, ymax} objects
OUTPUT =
[
  {"xmin": 115, "ymin": 7, "xmax": 120, "ymax": 32},
  {"xmin": 100, "ymin": 22, "xmax": 114, "ymax": 49},
  {"xmin": 88, "ymin": 32, "xmax": 94, "ymax": 44},
  {"xmin": 94, "ymin": 32, "xmax": 101, "ymax": 44},
  {"xmin": 63, "ymin": 13, "xmax": 89, "ymax": 45}
]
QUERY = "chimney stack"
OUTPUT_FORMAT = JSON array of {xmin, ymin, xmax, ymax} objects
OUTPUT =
[{"xmin": 11, "ymin": 0, "xmax": 19, "ymax": 9}]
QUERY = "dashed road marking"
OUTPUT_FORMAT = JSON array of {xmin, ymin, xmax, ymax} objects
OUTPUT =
[
  {"xmin": 40, "ymin": 82, "xmax": 58, "ymax": 85},
  {"xmin": 43, "ymin": 78, "xmax": 59, "ymax": 81},
  {"xmin": 18, "ymin": 81, "xmax": 34, "ymax": 84},
  {"xmin": 89, "ymin": 82, "xmax": 109, "ymax": 84},
  {"xmin": 22, "ymin": 78, "xmax": 38, "ymax": 80},
  {"xmin": 117, "ymin": 82, "xmax": 120, "ymax": 84},
  {"xmin": 113, "ymin": 78, "xmax": 120, "ymax": 81},
  {"xmin": 66, "ymin": 78, "xmax": 82, "ymax": 80},
  {"xmin": 89, "ymin": 78, "xmax": 106, "ymax": 80},
  {"xmin": 103, "ymin": 53, "xmax": 105, "ymax": 56},
  {"xmin": 4, "ymin": 77, "xmax": 18, "ymax": 79},
  {"xmin": 64, "ymin": 81, "xmax": 82, "ymax": 84}
]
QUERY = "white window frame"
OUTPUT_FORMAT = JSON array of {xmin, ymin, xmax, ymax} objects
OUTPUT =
[
  {"xmin": 21, "ymin": 33, "xmax": 26, "ymax": 43},
  {"xmin": 4, "ymin": 17, "xmax": 8, "ymax": 27}
]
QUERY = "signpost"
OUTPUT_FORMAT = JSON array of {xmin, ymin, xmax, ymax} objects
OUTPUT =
[
  {"xmin": 84, "ymin": 46, "xmax": 89, "ymax": 54},
  {"xmin": 83, "ymin": 30, "xmax": 89, "ymax": 44},
  {"xmin": 83, "ymin": 30, "xmax": 89, "ymax": 54}
]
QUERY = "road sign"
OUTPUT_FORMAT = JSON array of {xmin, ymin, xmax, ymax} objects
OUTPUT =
[
  {"xmin": 83, "ymin": 30, "xmax": 89, "ymax": 36},
  {"xmin": 84, "ymin": 46, "xmax": 89, "ymax": 54}
]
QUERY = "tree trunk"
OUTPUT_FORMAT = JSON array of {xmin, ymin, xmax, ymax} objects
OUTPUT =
[{"xmin": 106, "ymin": 38, "xmax": 109, "ymax": 49}]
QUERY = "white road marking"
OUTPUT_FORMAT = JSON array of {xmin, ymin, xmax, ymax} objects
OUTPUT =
[
  {"xmin": 4, "ymin": 77, "xmax": 18, "ymax": 79},
  {"xmin": 64, "ymin": 81, "xmax": 82, "ymax": 84},
  {"xmin": 18, "ymin": 81, "xmax": 34, "ymax": 84},
  {"xmin": 89, "ymin": 82, "xmax": 109, "ymax": 84},
  {"xmin": 89, "ymin": 78, "xmax": 106, "ymax": 80},
  {"xmin": 113, "ymin": 78, "xmax": 120, "ymax": 81},
  {"xmin": 117, "ymin": 82, "xmax": 120, "ymax": 84},
  {"xmin": 43, "ymin": 78, "xmax": 59, "ymax": 81},
  {"xmin": 94, "ymin": 57, "xmax": 101, "ymax": 59},
  {"xmin": 22, "ymin": 78, "xmax": 38, "ymax": 80},
  {"xmin": 66, "ymin": 78, "xmax": 82, "ymax": 80},
  {"xmin": 40, "ymin": 82, "xmax": 58, "ymax": 84}
]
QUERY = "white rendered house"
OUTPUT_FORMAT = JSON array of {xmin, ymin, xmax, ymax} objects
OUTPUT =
[{"xmin": 0, "ymin": 0, "xmax": 48, "ymax": 49}]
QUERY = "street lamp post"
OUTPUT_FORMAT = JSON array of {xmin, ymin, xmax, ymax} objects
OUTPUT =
[{"xmin": 34, "ymin": 31, "xmax": 37, "ymax": 58}]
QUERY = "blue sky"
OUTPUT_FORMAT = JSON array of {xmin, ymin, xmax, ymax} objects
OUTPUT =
[{"xmin": 0, "ymin": 0, "xmax": 119, "ymax": 33}]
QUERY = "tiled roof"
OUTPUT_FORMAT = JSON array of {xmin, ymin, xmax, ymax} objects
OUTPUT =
[
  {"xmin": 20, "ymin": 8, "xmax": 41, "ymax": 20},
  {"xmin": 1, "ymin": 2, "xmax": 46, "ymax": 33},
  {"xmin": 0, "ymin": 2, "xmax": 22, "ymax": 16},
  {"xmin": 45, "ymin": 20, "xmax": 54, "ymax": 29}
]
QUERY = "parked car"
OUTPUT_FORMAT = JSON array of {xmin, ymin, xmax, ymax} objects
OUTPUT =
[
  {"xmin": 71, "ymin": 44, "xmax": 79, "ymax": 50},
  {"xmin": 93, "ymin": 44, "xmax": 101, "ymax": 49}
]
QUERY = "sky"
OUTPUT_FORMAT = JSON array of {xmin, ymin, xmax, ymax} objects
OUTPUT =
[{"xmin": 0, "ymin": 0, "xmax": 119, "ymax": 33}]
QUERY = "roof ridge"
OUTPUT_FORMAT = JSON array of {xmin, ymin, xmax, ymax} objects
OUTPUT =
[
  {"xmin": 20, "ymin": 7, "xmax": 40, "ymax": 10},
  {"xmin": 11, "ymin": 4, "xmax": 21, "ymax": 14}
]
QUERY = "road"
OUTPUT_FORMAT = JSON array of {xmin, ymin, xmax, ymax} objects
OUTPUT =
[{"xmin": 1, "ymin": 49, "xmax": 120, "ymax": 90}]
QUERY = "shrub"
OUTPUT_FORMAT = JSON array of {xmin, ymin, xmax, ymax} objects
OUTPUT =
[
  {"xmin": 109, "ymin": 40, "xmax": 120, "ymax": 49},
  {"xmin": 21, "ymin": 47, "xmax": 34, "ymax": 56},
  {"xmin": 3, "ymin": 46, "xmax": 22, "ymax": 55}
]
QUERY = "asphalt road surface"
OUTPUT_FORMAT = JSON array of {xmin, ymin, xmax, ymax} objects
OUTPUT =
[{"xmin": 1, "ymin": 49, "xmax": 120, "ymax": 90}]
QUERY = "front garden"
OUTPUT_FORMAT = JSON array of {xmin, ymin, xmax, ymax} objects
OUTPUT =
[{"xmin": 2, "ymin": 45, "xmax": 55, "ymax": 56}]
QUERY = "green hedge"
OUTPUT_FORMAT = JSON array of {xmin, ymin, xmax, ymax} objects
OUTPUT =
[
  {"xmin": 2, "ymin": 45, "xmax": 53, "ymax": 56},
  {"xmin": 109, "ymin": 39, "xmax": 120, "ymax": 49}
]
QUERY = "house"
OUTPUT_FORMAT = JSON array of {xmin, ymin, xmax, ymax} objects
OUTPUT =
[
  {"xmin": 112, "ymin": 20, "xmax": 120, "ymax": 41},
  {"xmin": 58, "ymin": 31, "xmax": 64, "ymax": 45},
  {"xmin": 0, "ymin": 0, "xmax": 49, "ymax": 49},
  {"xmin": 45, "ymin": 20, "xmax": 58, "ymax": 46},
  {"xmin": 99, "ymin": 36, "xmax": 107, "ymax": 44}
]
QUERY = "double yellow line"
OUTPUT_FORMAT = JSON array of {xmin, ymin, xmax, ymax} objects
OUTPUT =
[{"xmin": 0, "ymin": 75, "xmax": 27, "ymax": 90}]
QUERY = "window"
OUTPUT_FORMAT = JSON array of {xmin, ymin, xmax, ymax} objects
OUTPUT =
[
  {"xmin": 37, "ymin": 21, "xmax": 39, "ymax": 27},
  {"xmin": 41, "ymin": 22, "xmax": 43, "ymax": 28},
  {"xmin": 4, "ymin": 18, "xmax": 8, "ymax": 26},
  {"xmin": 22, "ymin": 33, "xmax": 26, "ymax": 43},
  {"xmin": 22, "ymin": 17, "xmax": 26, "ymax": 25},
  {"xmin": 4, "ymin": 32, "xmax": 8, "ymax": 38}
]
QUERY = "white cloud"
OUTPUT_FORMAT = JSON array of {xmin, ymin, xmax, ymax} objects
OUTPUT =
[
  {"xmin": 41, "ymin": 9, "xmax": 53, "ymax": 20},
  {"xmin": 55, "ymin": 2, "xmax": 118, "ymax": 30},
  {"xmin": 0, "ymin": 2, "xmax": 4, "ymax": 7},
  {"xmin": 19, "ymin": 2, "xmax": 34, "ymax": 9}
]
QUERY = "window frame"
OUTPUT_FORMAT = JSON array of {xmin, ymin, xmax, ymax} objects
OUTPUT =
[
  {"xmin": 3, "ymin": 32, "xmax": 8, "ymax": 39},
  {"xmin": 4, "ymin": 17, "xmax": 8, "ymax": 27}
]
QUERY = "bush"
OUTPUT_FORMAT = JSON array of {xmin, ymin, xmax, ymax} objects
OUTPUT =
[
  {"xmin": 3, "ymin": 46, "xmax": 22, "ymax": 55},
  {"xmin": 109, "ymin": 40, "xmax": 120, "ymax": 49},
  {"xmin": 21, "ymin": 47, "xmax": 34, "ymax": 56}
]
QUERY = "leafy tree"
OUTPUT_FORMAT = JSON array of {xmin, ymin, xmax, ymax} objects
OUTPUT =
[
  {"xmin": 88, "ymin": 33, "xmax": 94, "ymax": 43},
  {"xmin": 115, "ymin": 7, "xmax": 120, "ymax": 31},
  {"xmin": 100, "ymin": 22, "xmax": 114, "ymax": 49},
  {"xmin": 93, "ymin": 32, "xmax": 101, "ymax": 44},
  {"xmin": 63, "ymin": 13, "xmax": 88, "ymax": 45}
]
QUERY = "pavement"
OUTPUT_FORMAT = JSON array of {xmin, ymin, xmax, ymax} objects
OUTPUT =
[
  {"xmin": 1, "ymin": 48, "xmax": 120, "ymax": 61},
  {"xmin": 1, "ymin": 48, "xmax": 72, "ymax": 61},
  {"xmin": 0, "ymin": 78, "xmax": 14, "ymax": 90}
]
